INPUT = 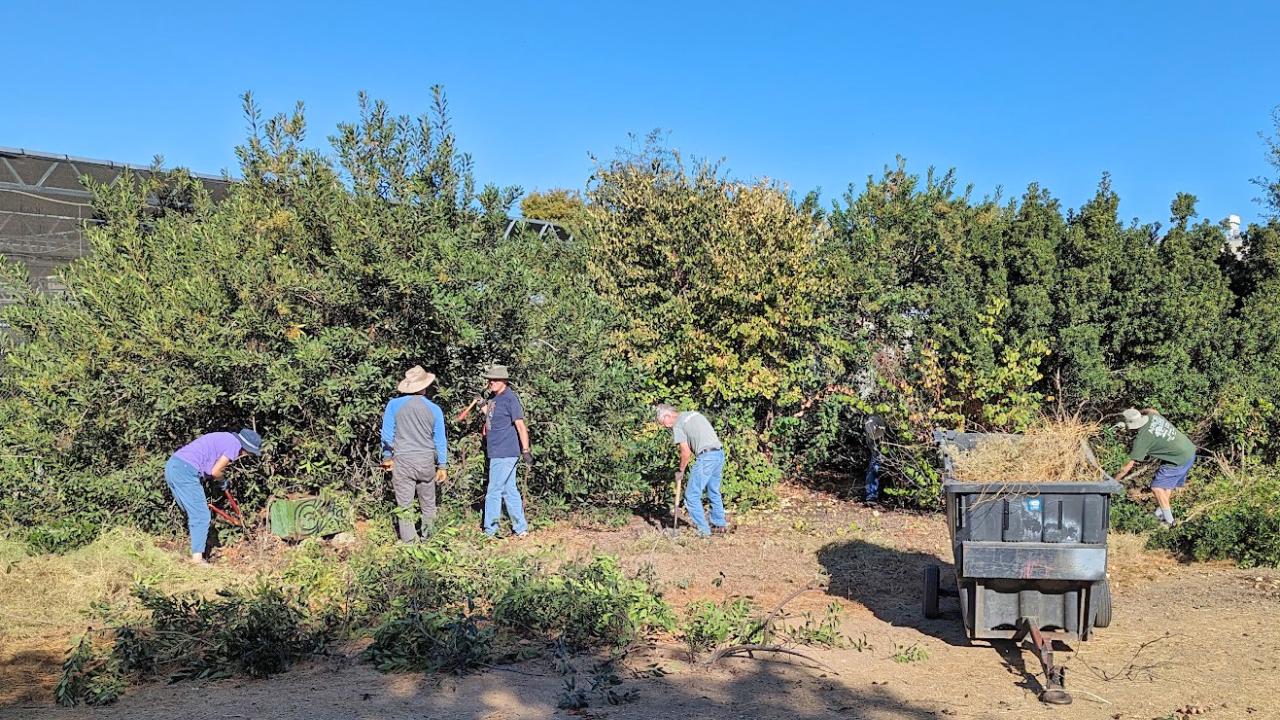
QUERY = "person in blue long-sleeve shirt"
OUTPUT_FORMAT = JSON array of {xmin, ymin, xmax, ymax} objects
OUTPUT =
[{"xmin": 381, "ymin": 365, "xmax": 448, "ymax": 542}]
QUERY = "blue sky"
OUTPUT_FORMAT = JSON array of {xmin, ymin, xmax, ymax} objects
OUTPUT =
[{"xmin": 3, "ymin": 1, "xmax": 1277, "ymax": 226}]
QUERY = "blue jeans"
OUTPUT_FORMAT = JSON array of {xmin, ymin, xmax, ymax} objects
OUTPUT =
[
  {"xmin": 484, "ymin": 456, "xmax": 528, "ymax": 535},
  {"xmin": 865, "ymin": 453, "xmax": 881, "ymax": 501},
  {"xmin": 684, "ymin": 449, "xmax": 726, "ymax": 536},
  {"xmin": 165, "ymin": 456, "xmax": 210, "ymax": 554}
]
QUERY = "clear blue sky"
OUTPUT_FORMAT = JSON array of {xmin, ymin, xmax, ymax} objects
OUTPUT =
[{"xmin": 3, "ymin": 1, "xmax": 1277, "ymax": 226}]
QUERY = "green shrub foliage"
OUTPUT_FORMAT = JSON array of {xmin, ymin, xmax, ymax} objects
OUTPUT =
[
  {"xmin": 0, "ymin": 89, "xmax": 644, "ymax": 539},
  {"xmin": 56, "ymin": 582, "xmax": 321, "ymax": 706},
  {"xmin": 1150, "ymin": 461, "xmax": 1280, "ymax": 568},
  {"xmin": 5, "ymin": 91, "xmax": 1280, "ymax": 564},
  {"xmin": 494, "ymin": 555, "xmax": 674, "ymax": 649}
]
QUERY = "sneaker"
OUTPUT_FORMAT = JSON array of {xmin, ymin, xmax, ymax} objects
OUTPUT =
[{"xmin": 711, "ymin": 524, "xmax": 732, "ymax": 535}]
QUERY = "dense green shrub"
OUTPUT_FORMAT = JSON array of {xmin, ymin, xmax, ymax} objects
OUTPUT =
[
  {"xmin": 583, "ymin": 138, "xmax": 873, "ymax": 501},
  {"xmin": 1110, "ymin": 495, "xmax": 1163, "ymax": 534},
  {"xmin": 6, "ymin": 89, "xmax": 1280, "ymax": 555},
  {"xmin": 132, "ymin": 583, "xmax": 322, "ymax": 680},
  {"xmin": 55, "ymin": 635, "xmax": 126, "ymax": 707},
  {"xmin": 57, "ymin": 582, "xmax": 322, "ymax": 706},
  {"xmin": 493, "ymin": 555, "xmax": 674, "ymax": 649},
  {"xmin": 366, "ymin": 603, "xmax": 494, "ymax": 674},
  {"xmin": 1151, "ymin": 462, "xmax": 1280, "ymax": 568},
  {"xmin": 678, "ymin": 596, "xmax": 846, "ymax": 657},
  {"xmin": 0, "ymin": 90, "xmax": 644, "ymax": 545},
  {"xmin": 680, "ymin": 598, "xmax": 759, "ymax": 654}
]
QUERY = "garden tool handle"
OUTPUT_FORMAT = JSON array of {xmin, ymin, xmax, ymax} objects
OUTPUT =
[{"xmin": 672, "ymin": 471, "xmax": 684, "ymax": 528}]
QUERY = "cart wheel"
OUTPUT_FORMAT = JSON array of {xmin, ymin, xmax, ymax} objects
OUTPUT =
[
  {"xmin": 1092, "ymin": 579, "xmax": 1112, "ymax": 629},
  {"xmin": 958, "ymin": 581, "xmax": 973, "ymax": 635},
  {"xmin": 923, "ymin": 565, "xmax": 941, "ymax": 618}
]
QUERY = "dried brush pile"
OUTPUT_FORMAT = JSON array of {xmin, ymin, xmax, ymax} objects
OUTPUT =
[{"xmin": 949, "ymin": 419, "xmax": 1104, "ymax": 483}]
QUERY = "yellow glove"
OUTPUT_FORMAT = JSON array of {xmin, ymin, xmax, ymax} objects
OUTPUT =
[{"xmin": 435, "ymin": 468, "xmax": 448, "ymax": 483}]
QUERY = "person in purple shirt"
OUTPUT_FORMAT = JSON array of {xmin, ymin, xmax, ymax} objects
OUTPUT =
[{"xmin": 166, "ymin": 428, "xmax": 262, "ymax": 564}]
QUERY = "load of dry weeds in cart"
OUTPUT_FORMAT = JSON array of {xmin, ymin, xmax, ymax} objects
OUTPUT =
[{"xmin": 949, "ymin": 419, "xmax": 1104, "ymax": 483}]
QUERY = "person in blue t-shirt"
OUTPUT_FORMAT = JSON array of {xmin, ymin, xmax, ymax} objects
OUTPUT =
[{"xmin": 481, "ymin": 365, "xmax": 532, "ymax": 538}]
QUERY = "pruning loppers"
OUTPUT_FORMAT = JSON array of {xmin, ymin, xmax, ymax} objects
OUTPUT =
[{"xmin": 208, "ymin": 484, "xmax": 247, "ymax": 527}]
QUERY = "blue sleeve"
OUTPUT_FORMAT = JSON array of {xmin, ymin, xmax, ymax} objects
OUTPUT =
[
  {"xmin": 380, "ymin": 398, "xmax": 398, "ymax": 458},
  {"xmin": 430, "ymin": 400, "xmax": 448, "ymax": 467},
  {"xmin": 509, "ymin": 393, "xmax": 525, "ymax": 422}
]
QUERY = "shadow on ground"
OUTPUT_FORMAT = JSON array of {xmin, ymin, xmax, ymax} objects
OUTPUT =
[
  {"xmin": 817, "ymin": 537, "xmax": 968, "ymax": 647},
  {"xmin": 3, "ymin": 650, "xmax": 949, "ymax": 720},
  {"xmin": 0, "ymin": 647, "xmax": 64, "ymax": 707},
  {"xmin": 817, "ymin": 538, "xmax": 1068, "ymax": 701}
]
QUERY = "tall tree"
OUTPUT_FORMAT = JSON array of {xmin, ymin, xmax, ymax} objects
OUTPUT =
[{"xmin": 1255, "ymin": 106, "xmax": 1280, "ymax": 219}]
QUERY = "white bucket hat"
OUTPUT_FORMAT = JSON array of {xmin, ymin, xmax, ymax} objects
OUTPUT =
[
  {"xmin": 1114, "ymin": 408, "xmax": 1150, "ymax": 430},
  {"xmin": 397, "ymin": 365, "xmax": 436, "ymax": 394}
]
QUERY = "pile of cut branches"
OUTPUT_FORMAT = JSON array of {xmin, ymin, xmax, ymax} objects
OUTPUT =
[{"xmin": 950, "ymin": 419, "xmax": 1102, "ymax": 483}]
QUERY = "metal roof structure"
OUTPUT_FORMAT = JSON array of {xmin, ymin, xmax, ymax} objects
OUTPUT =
[
  {"xmin": 503, "ymin": 217, "xmax": 574, "ymax": 243},
  {"xmin": 0, "ymin": 146, "xmax": 231, "ymax": 300},
  {"xmin": 1, "ymin": 145, "xmax": 573, "ymax": 307}
]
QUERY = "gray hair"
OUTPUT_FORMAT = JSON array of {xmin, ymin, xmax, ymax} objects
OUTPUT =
[{"xmin": 654, "ymin": 403, "xmax": 678, "ymax": 421}]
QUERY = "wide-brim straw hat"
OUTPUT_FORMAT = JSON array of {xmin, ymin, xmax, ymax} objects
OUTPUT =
[
  {"xmin": 482, "ymin": 365, "xmax": 510, "ymax": 381},
  {"xmin": 397, "ymin": 365, "xmax": 437, "ymax": 394}
]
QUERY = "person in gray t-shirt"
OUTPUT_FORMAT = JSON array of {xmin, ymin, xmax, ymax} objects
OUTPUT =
[{"xmin": 655, "ymin": 404, "xmax": 727, "ymax": 537}]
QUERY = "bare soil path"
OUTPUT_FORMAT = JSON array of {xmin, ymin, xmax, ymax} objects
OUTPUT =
[{"xmin": 4, "ymin": 486, "xmax": 1279, "ymax": 720}]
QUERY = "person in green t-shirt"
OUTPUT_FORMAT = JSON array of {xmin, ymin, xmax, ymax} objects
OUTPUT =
[{"xmin": 1112, "ymin": 408, "xmax": 1196, "ymax": 527}]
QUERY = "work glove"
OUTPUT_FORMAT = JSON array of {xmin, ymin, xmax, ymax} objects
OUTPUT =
[
  {"xmin": 435, "ymin": 468, "xmax": 448, "ymax": 483},
  {"xmin": 521, "ymin": 450, "xmax": 534, "ymax": 466},
  {"xmin": 381, "ymin": 458, "xmax": 394, "ymax": 472}
]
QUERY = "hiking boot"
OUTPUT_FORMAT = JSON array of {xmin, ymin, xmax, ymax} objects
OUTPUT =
[{"xmin": 711, "ymin": 524, "xmax": 732, "ymax": 535}]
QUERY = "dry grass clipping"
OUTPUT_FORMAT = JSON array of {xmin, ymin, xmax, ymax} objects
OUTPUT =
[
  {"xmin": 0, "ymin": 527, "xmax": 250, "ymax": 640},
  {"xmin": 949, "ymin": 419, "xmax": 1103, "ymax": 483},
  {"xmin": 1106, "ymin": 532, "xmax": 1178, "ymax": 592}
]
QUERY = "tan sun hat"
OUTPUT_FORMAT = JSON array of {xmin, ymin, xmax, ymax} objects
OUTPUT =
[
  {"xmin": 1115, "ymin": 408, "xmax": 1150, "ymax": 430},
  {"xmin": 397, "ymin": 365, "xmax": 436, "ymax": 394},
  {"xmin": 482, "ymin": 364, "xmax": 510, "ymax": 381}
]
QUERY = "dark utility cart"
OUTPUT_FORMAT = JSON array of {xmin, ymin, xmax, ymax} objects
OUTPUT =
[{"xmin": 925, "ymin": 431, "xmax": 1121, "ymax": 704}]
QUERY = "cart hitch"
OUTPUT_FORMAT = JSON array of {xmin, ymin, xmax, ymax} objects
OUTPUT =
[{"xmin": 1012, "ymin": 617, "xmax": 1071, "ymax": 705}]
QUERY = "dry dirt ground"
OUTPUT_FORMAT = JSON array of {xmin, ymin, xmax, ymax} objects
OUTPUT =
[{"xmin": 4, "ymin": 485, "xmax": 1279, "ymax": 720}]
